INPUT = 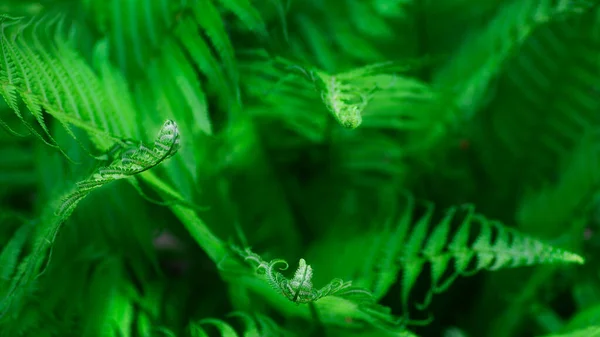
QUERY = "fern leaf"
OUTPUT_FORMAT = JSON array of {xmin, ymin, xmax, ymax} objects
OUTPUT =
[
  {"xmin": 239, "ymin": 52, "xmax": 329, "ymax": 141},
  {"xmin": 286, "ymin": 0, "xmax": 410, "ymax": 71},
  {"xmin": 317, "ymin": 61, "xmax": 438, "ymax": 129},
  {"xmin": 193, "ymin": 0, "xmax": 238, "ymax": 89},
  {"xmin": 0, "ymin": 120, "xmax": 181, "ymax": 318},
  {"xmin": 57, "ymin": 119, "xmax": 180, "ymax": 217},
  {"xmin": 0, "ymin": 15, "xmax": 64, "ymax": 147},
  {"xmin": 84, "ymin": 0, "xmax": 273, "ymax": 201},
  {"xmin": 249, "ymin": 57, "xmax": 435, "ymax": 129},
  {"xmin": 432, "ymin": 0, "xmax": 595, "ymax": 127},
  {"xmin": 477, "ymin": 8, "xmax": 600, "ymax": 188},
  {"xmin": 0, "ymin": 14, "xmax": 138, "ymax": 153},
  {"xmin": 176, "ymin": 17, "xmax": 231, "ymax": 109},
  {"xmin": 359, "ymin": 193, "xmax": 584, "ymax": 320},
  {"xmin": 86, "ymin": 0, "xmax": 268, "ymax": 111},
  {"xmin": 84, "ymin": 0, "xmax": 185, "ymax": 77},
  {"xmin": 92, "ymin": 40, "xmax": 140, "ymax": 141}
]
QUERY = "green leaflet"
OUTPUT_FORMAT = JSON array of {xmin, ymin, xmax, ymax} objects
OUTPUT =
[
  {"xmin": 433, "ymin": 0, "xmax": 595, "ymax": 118},
  {"xmin": 0, "ymin": 14, "xmax": 134, "ymax": 153}
]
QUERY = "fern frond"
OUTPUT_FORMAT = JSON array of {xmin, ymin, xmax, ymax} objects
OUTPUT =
[
  {"xmin": 241, "ymin": 53, "xmax": 434, "ymax": 186},
  {"xmin": 193, "ymin": 0, "xmax": 237, "ymax": 86},
  {"xmin": 358, "ymin": 193, "xmax": 584, "ymax": 320},
  {"xmin": 57, "ymin": 119, "xmax": 180, "ymax": 217},
  {"xmin": 0, "ymin": 121, "xmax": 181, "ymax": 318},
  {"xmin": 272, "ymin": 59, "xmax": 383, "ymax": 129},
  {"xmin": 0, "ymin": 14, "xmax": 138, "ymax": 153},
  {"xmin": 316, "ymin": 60, "xmax": 442, "ymax": 130},
  {"xmin": 82, "ymin": 0, "xmax": 185, "ymax": 77},
  {"xmin": 477, "ymin": 8, "xmax": 600, "ymax": 188},
  {"xmin": 314, "ymin": 292, "xmax": 413, "ymax": 334},
  {"xmin": 245, "ymin": 56, "xmax": 437, "ymax": 130},
  {"xmin": 432, "ymin": 0, "xmax": 595, "ymax": 131},
  {"xmin": 239, "ymin": 51, "xmax": 329, "ymax": 142},
  {"xmin": 85, "ymin": 0, "xmax": 271, "ymax": 113},
  {"xmin": 82, "ymin": 0, "xmax": 273, "ymax": 201},
  {"xmin": 284, "ymin": 0, "xmax": 412, "ymax": 71}
]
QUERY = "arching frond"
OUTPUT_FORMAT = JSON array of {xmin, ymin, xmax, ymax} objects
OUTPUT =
[
  {"xmin": 0, "ymin": 14, "xmax": 139, "ymax": 153},
  {"xmin": 83, "ymin": 0, "xmax": 273, "ymax": 118},
  {"xmin": 357, "ymin": 193, "xmax": 584, "ymax": 321},
  {"xmin": 57, "ymin": 119, "xmax": 180, "ymax": 217},
  {"xmin": 284, "ymin": 0, "xmax": 413, "ymax": 71},
  {"xmin": 431, "ymin": 0, "xmax": 596, "ymax": 144},
  {"xmin": 476, "ymin": 8, "xmax": 600, "ymax": 188},
  {"xmin": 0, "ymin": 120, "xmax": 181, "ymax": 319},
  {"xmin": 80, "ymin": 0, "xmax": 277, "ymax": 202}
]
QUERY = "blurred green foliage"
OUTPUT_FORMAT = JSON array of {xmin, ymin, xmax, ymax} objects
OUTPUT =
[{"xmin": 1, "ymin": 1, "xmax": 600, "ymax": 336}]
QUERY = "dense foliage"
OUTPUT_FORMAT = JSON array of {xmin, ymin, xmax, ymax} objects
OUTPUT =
[{"xmin": 1, "ymin": 1, "xmax": 600, "ymax": 336}]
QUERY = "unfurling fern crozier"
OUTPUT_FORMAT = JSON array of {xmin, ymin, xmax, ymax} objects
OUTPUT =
[
  {"xmin": 234, "ymin": 246, "xmax": 354, "ymax": 304},
  {"xmin": 56, "ymin": 120, "xmax": 181, "ymax": 217}
]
